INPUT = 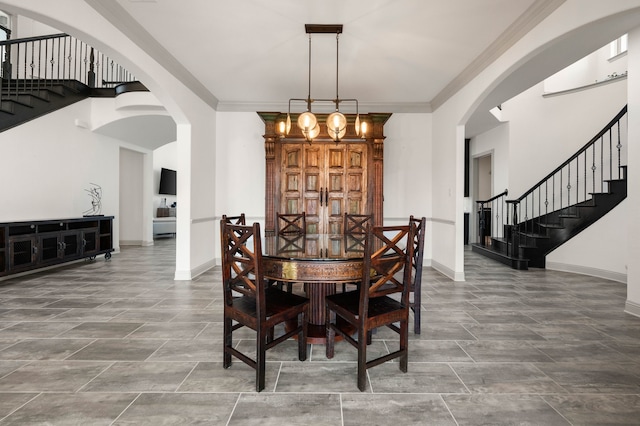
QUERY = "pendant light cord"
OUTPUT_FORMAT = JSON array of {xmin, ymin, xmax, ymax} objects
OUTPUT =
[
  {"xmin": 335, "ymin": 33, "xmax": 340, "ymax": 109},
  {"xmin": 307, "ymin": 34, "xmax": 312, "ymax": 110}
]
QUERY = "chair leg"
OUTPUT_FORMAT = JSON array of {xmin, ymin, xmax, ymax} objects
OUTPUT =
[
  {"xmin": 298, "ymin": 312, "xmax": 307, "ymax": 361},
  {"xmin": 256, "ymin": 330, "xmax": 267, "ymax": 392},
  {"xmin": 223, "ymin": 317, "xmax": 232, "ymax": 368},
  {"xmin": 413, "ymin": 284, "xmax": 421, "ymax": 334},
  {"xmin": 357, "ymin": 326, "xmax": 368, "ymax": 391},
  {"xmin": 400, "ymin": 319, "xmax": 408, "ymax": 373},
  {"xmin": 325, "ymin": 308, "xmax": 335, "ymax": 359}
]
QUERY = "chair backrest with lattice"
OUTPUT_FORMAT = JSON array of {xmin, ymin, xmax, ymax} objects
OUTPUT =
[
  {"xmin": 220, "ymin": 220, "xmax": 267, "ymax": 318},
  {"xmin": 409, "ymin": 215, "xmax": 426, "ymax": 287},
  {"xmin": 222, "ymin": 213, "xmax": 246, "ymax": 225},
  {"xmin": 360, "ymin": 224, "xmax": 414, "ymax": 308},
  {"xmin": 276, "ymin": 212, "xmax": 306, "ymax": 235},
  {"xmin": 344, "ymin": 213, "xmax": 373, "ymax": 235}
]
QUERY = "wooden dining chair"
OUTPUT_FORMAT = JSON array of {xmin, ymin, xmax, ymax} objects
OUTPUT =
[
  {"xmin": 343, "ymin": 213, "xmax": 372, "ymax": 252},
  {"xmin": 409, "ymin": 215, "xmax": 426, "ymax": 334},
  {"xmin": 325, "ymin": 223, "xmax": 415, "ymax": 391},
  {"xmin": 344, "ymin": 213, "xmax": 372, "ymax": 234},
  {"xmin": 276, "ymin": 212, "xmax": 306, "ymax": 235},
  {"xmin": 222, "ymin": 213, "xmax": 246, "ymax": 225},
  {"xmin": 220, "ymin": 220, "xmax": 309, "ymax": 392}
]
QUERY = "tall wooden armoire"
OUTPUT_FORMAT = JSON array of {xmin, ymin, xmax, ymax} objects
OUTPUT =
[{"xmin": 258, "ymin": 112, "xmax": 391, "ymax": 235}]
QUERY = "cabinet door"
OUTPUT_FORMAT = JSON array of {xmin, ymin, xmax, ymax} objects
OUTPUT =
[
  {"xmin": 279, "ymin": 142, "xmax": 369, "ymax": 234},
  {"xmin": 39, "ymin": 233, "xmax": 62, "ymax": 263},
  {"xmin": 327, "ymin": 143, "xmax": 368, "ymax": 233},
  {"xmin": 60, "ymin": 231, "xmax": 81, "ymax": 259},
  {"xmin": 280, "ymin": 143, "xmax": 305, "ymax": 215},
  {"xmin": 302, "ymin": 144, "xmax": 325, "ymax": 234},
  {"xmin": 8, "ymin": 236, "xmax": 37, "ymax": 270},
  {"xmin": 81, "ymin": 228, "xmax": 99, "ymax": 256}
]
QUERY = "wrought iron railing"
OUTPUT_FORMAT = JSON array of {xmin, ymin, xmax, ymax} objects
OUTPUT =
[
  {"xmin": 476, "ymin": 105, "xmax": 627, "ymax": 257},
  {"xmin": 1, "ymin": 32, "xmax": 136, "ymax": 110},
  {"xmin": 476, "ymin": 189, "xmax": 509, "ymax": 247}
]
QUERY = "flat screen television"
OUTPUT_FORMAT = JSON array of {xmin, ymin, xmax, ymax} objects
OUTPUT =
[{"xmin": 158, "ymin": 167, "xmax": 177, "ymax": 195}]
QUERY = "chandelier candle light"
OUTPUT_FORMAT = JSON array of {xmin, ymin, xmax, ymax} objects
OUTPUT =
[{"xmin": 282, "ymin": 24, "xmax": 366, "ymax": 143}]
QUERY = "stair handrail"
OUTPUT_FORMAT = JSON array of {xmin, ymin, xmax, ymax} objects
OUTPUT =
[
  {"xmin": 508, "ymin": 105, "xmax": 627, "ymax": 207},
  {"xmin": 475, "ymin": 189, "xmax": 508, "ymax": 247},
  {"xmin": 1, "ymin": 32, "xmax": 136, "ymax": 101},
  {"xmin": 0, "ymin": 32, "xmax": 68, "ymax": 45},
  {"xmin": 505, "ymin": 105, "xmax": 627, "ymax": 248}
]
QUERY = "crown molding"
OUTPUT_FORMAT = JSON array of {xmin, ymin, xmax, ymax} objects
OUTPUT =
[
  {"xmin": 217, "ymin": 100, "xmax": 431, "ymax": 114},
  {"xmin": 430, "ymin": 0, "xmax": 566, "ymax": 110}
]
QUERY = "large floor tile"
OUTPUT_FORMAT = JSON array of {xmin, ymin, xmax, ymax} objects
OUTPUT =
[
  {"xmin": 0, "ymin": 240, "xmax": 639, "ymax": 424},
  {"xmin": 114, "ymin": 393, "xmax": 238, "ymax": 425},
  {"xmin": 443, "ymin": 394, "xmax": 570, "ymax": 425},
  {"xmin": 342, "ymin": 393, "xmax": 456, "ymax": 426},
  {"xmin": 80, "ymin": 361, "xmax": 196, "ymax": 392},
  {"xmin": 0, "ymin": 360, "xmax": 109, "ymax": 392},
  {"xmin": 228, "ymin": 393, "xmax": 342, "ymax": 426},
  {"xmin": 1, "ymin": 393, "xmax": 136, "ymax": 425}
]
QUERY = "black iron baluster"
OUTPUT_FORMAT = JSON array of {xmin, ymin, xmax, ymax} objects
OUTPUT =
[
  {"xmin": 609, "ymin": 127, "xmax": 613, "ymax": 182},
  {"xmin": 616, "ymin": 119, "xmax": 622, "ymax": 179},
  {"xmin": 29, "ymin": 40, "xmax": 35, "ymax": 93}
]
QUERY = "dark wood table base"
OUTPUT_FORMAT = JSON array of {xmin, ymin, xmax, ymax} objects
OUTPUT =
[{"xmin": 263, "ymin": 254, "xmax": 363, "ymax": 344}]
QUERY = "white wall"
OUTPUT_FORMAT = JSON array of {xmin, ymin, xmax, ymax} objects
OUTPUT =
[
  {"xmin": 502, "ymin": 79, "xmax": 627, "ymax": 197},
  {"xmin": 383, "ymin": 113, "xmax": 434, "ymax": 264},
  {"xmin": 547, "ymin": 200, "xmax": 628, "ymax": 281},
  {"xmin": 471, "ymin": 122, "xmax": 509, "ymax": 197},
  {"xmin": 431, "ymin": 0, "xmax": 640, "ymax": 281},
  {"xmin": 383, "ymin": 113, "xmax": 432, "ymax": 220},
  {"xmin": 544, "ymin": 40, "xmax": 628, "ymax": 93},
  {"xmin": 469, "ymin": 42, "xmax": 629, "ymax": 280},
  {"xmin": 0, "ymin": 100, "xmax": 122, "ymax": 250},
  {"xmin": 153, "ymin": 142, "xmax": 177, "ymax": 215},
  {"xmin": 119, "ymin": 148, "xmax": 144, "ymax": 245},
  {"xmin": 214, "ymin": 112, "xmax": 266, "ymax": 222},
  {"xmin": 14, "ymin": 14, "xmax": 59, "ymax": 37},
  {"xmin": 626, "ymin": 27, "xmax": 640, "ymax": 315}
]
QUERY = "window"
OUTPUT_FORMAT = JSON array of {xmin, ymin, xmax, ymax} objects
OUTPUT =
[{"xmin": 609, "ymin": 34, "xmax": 628, "ymax": 60}]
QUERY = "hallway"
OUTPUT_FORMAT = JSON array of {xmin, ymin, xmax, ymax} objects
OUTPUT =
[{"xmin": 0, "ymin": 239, "xmax": 639, "ymax": 424}]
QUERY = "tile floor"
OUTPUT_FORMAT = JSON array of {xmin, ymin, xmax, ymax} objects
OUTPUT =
[{"xmin": 0, "ymin": 239, "xmax": 639, "ymax": 425}]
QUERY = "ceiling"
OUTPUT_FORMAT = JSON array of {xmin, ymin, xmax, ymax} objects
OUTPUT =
[{"xmin": 94, "ymin": 0, "xmax": 554, "ymax": 116}]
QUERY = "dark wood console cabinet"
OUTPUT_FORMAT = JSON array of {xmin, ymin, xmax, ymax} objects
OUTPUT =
[{"xmin": 0, "ymin": 216, "xmax": 114, "ymax": 278}]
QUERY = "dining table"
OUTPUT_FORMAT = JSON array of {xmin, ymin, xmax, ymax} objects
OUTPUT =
[{"xmin": 262, "ymin": 233, "xmax": 366, "ymax": 343}]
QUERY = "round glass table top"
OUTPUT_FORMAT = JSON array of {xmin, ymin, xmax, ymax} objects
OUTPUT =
[{"xmin": 263, "ymin": 233, "xmax": 365, "ymax": 261}]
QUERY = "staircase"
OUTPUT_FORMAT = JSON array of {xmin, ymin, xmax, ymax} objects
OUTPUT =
[
  {"xmin": 472, "ymin": 105, "xmax": 628, "ymax": 270},
  {"xmin": 1, "ymin": 79, "xmax": 92, "ymax": 131},
  {"xmin": 0, "ymin": 33, "xmax": 140, "ymax": 132}
]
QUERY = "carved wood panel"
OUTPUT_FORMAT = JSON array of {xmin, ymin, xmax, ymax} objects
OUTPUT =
[
  {"xmin": 280, "ymin": 143, "xmax": 368, "ymax": 234},
  {"xmin": 259, "ymin": 112, "xmax": 391, "ymax": 235}
]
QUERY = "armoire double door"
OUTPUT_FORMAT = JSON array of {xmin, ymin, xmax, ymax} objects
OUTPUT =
[{"xmin": 279, "ymin": 142, "xmax": 369, "ymax": 234}]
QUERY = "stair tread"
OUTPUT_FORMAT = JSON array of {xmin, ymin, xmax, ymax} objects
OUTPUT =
[
  {"xmin": 519, "ymin": 232, "xmax": 549, "ymax": 238},
  {"xmin": 539, "ymin": 223, "xmax": 563, "ymax": 229},
  {"xmin": 0, "ymin": 98, "xmax": 34, "ymax": 108}
]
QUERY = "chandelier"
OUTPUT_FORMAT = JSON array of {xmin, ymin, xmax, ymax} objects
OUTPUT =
[{"xmin": 281, "ymin": 24, "xmax": 366, "ymax": 143}]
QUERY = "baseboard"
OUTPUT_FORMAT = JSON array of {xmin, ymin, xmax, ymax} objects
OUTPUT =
[
  {"xmin": 546, "ymin": 261, "xmax": 627, "ymax": 283},
  {"xmin": 429, "ymin": 258, "xmax": 465, "ymax": 282},
  {"xmin": 174, "ymin": 258, "xmax": 216, "ymax": 281},
  {"xmin": 625, "ymin": 300, "xmax": 640, "ymax": 318},
  {"xmin": 119, "ymin": 239, "xmax": 143, "ymax": 246}
]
